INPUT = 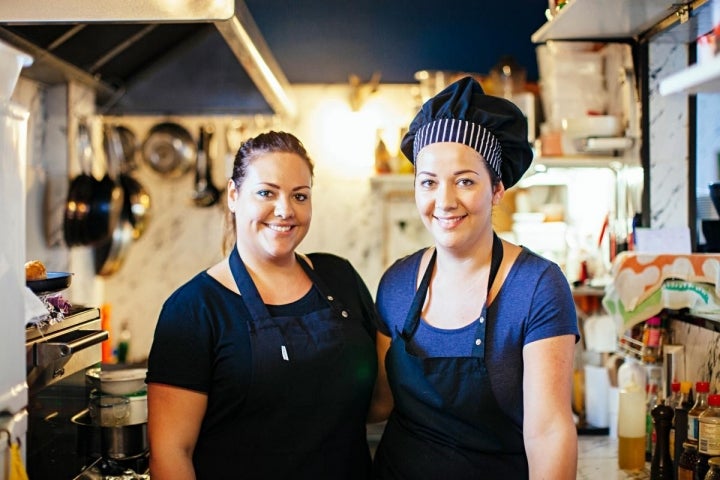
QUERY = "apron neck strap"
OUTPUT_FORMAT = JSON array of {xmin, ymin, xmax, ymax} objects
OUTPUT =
[{"xmin": 401, "ymin": 232, "xmax": 504, "ymax": 340}]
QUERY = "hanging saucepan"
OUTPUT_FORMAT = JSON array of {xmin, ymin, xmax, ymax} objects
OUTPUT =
[
  {"xmin": 93, "ymin": 216, "xmax": 134, "ymax": 276},
  {"xmin": 141, "ymin": 122, "xmax": 195, "ymax": 178},
  {"xmin": 94, "ymin": 126, "xmax": 135, "ymax": 276},
  {"xmin": 107, "ymin": 125, "xmax": 151, "ymax": 239},
  {"xmin": 103, "ymin": 124, "xmax": 139, "ymax": 172},
  {"xmin": 117, "ymin": 125, "xmax": 139, "ymax": 171},
  {"xmin": 84, "ymin": 161, "xmax": 124, "ymax": 247},
  {"xmin": 64, "ymin": 122, "xmax": 98, "ymax": 247},
  {"xmin": 192, "ymin": 125, "xmax": 221, "ymax": 207},
  {"xmin": 120, "ymin": 174, "xmax": 151, "ymax": 240}
]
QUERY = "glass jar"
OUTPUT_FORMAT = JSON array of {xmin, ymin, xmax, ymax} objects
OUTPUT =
[
  {"xmin": 699, "ymin": 395, "xmax": 720, "ymax": 456},
  {"xmin": 704, "ymin": 457, "xmax": 720, "ymax": 480},
  {"xmin": 641, "ymin": 316, "xmax": 664, "ymax": 363}
]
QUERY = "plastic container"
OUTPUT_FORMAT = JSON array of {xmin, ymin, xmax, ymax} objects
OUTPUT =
[
  {"xmin": 618, "ymin": 381, "xmax": 647, "ymax": 471},
  {"xmin": 0, "ymin": 40, "xmax": 32, "ymax": 104},
  {"xmin": 690, "ymin": 382, "xmax": 712, "ymax": 443},
  {"xmin": 618, "ymin": 356, "xmax": 647, "ymax": 392},
  {"xmin": 699, "ymin": 394, "xmax": 720, "ymax": 456}
]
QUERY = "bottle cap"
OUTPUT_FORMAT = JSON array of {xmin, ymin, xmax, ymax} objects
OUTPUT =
[
  {"xmin": 709, "ymin": 394, "xmax": 720, "ymax": 406},
  {"xmin": 681, "ymin": 381, "xmax": 692, "ymax": 394},
  {"xmin": 646, "ymin": 316, "xmax": 661, "ymax": 326},
  {"xmin": 672, "ymin": 381, "xmax": 681, "ymax": 392},
  {"xmin": 697, "ymin": 381, "xmax": 711, "ymax": 393}
]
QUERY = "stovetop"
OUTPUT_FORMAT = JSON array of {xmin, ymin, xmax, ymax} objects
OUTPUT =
[
  {"xmin": 25, "ymin": 305, "xmax": 100, "ymax": 343},
  {"xmin": 74, "ymin": 455, "xmax": 150, "ymax": 479}
]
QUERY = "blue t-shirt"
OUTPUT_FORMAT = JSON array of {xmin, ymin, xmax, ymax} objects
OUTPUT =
[{"xmin": 376, "ymin": 247, "xmax": 580, "ymax": 427}]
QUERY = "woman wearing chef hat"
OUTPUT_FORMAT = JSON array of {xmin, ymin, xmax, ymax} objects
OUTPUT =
[{"xmin": 369, "ymin": 77, "xmax": 579, "ymax": 479}]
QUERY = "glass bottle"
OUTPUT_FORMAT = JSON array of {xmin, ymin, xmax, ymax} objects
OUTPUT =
[
  {"xmin": 642, "ymin": 316, "xmax": 664, "ymax": 363},
  {"xmin": 618, "ymin": 378, "xmax": 648, "ymax": 471},
  {"xmin": 678, "ymin": 381, "xmax": 695, "ymax": 409},
  {"xmin": 677, "ymin": 441, "xmax": 699, "ymax": 480},
  {"xmin": 690, "ymin": 382, "xmax": 712, "ymax": 444},
  {"xmin": 701, "ymin": 457, "xmax": 714, "ymax": 480},
  {"xmin": 374, "ymin": 129, "xmax": 392, "ymax": 174},
  {"xmin": 647, "ymin": 383, "xmax": 659, "ymax": 461},
  {"xmin": 650, "ymin": 399, "xmax": 674, "ymax": 479},
  {"xmin": 670, "ymin": 381, "xmax": 681, "ymax": 460},
  {"xmin": 396, "ymin": 127, "xmax": 414, "ymax": 174},
  {"xmin": 706, "ymin": 457, "xmax": 720, "ymax": 480},
  {"xmin": 671, "ymin": 381, "xmax": 682, "ymax": 407},
  {"xmin": 675, "ymin": 381, "xmax": 695, "ymax": 466},
  {"xmin": 117, "ymin": 321, "xmax": 131, "ymax": 364},
  {"xmin": 699, "ymin": 395, "xmax": 720, "ymax": 457}
]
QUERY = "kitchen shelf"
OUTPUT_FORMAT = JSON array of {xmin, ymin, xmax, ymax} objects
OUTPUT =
[
  {"xmin": 370, "ymin": 174, "xmax": 414, "ymax": 189},
  {"xmin": 659, "ymin": 55, "xmax": 720, "ymax": 95},
  {"xmin": 532, "ymin": 155, "xmax": 628, "ymax": 169},
  {"xmin": 531, "ymin": 0, "xmax": 677, "ymax": 43}
]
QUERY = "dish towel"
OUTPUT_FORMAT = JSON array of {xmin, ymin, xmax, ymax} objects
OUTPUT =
[{"xmin": 23, "ymin": 286, "xmax": 49, "ymax": 326}]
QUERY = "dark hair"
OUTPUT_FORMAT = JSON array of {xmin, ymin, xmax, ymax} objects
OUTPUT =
[
  {"xmin": 231, "ymin": 131, "xmax": 314, "ymax": 187},
  {"xmin": 222, "ymin": 131, "xmax": 314, "ymax": 254}
]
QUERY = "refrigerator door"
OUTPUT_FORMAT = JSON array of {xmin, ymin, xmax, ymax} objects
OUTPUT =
[
  {"xmin": 0, "ymin": 39, "xmax": 33, "ymax": 480},
  {"xmin": 0, "ymin": 102, "xmax": 30, "ymax": 413}
]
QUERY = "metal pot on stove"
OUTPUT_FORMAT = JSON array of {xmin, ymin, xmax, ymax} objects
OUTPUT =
[{"xmin": 72, "ymin": 407, "xmax": 148, "ymax": 460}]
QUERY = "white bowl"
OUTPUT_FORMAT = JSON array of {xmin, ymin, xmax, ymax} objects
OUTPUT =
[
  {"xmin": 561, "ymin": 115, "xmax": 621, "ymax": 138},
  {"xmin": 86, "ymin": 367, "xmax": 147, "ymax": 396}
]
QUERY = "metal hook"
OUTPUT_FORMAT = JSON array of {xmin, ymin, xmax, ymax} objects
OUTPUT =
[{"xmin": 1, "ymin": 427, "xmax": 11, "ymax": 447}]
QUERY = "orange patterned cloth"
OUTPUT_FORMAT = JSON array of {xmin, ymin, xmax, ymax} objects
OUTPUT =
[{"xmin": 602, "ymin": 252, "xmax": 720, "ymax": 331}]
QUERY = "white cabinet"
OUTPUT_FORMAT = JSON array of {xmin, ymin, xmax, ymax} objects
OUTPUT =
[
  {"xmin": 532, "ymin": 0, "xmax": 678, "ymax": 43},
  {"xmin": 534, "ymin": 0, "xmax": 720, "ymax": 96}
]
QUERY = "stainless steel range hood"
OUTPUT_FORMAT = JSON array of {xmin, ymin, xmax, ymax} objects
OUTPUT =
[{"xmin": 0, "ymin": 0, "xmax": 296, "ymax": 117}]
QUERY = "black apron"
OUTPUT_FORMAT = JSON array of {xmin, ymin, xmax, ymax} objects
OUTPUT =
[
  {"xmin": 225, "ymin": 247, "xmax": 372, "ymax": 479},
  {"xmin": 373, "ymin": 234, "xmax": 528, "ymax": 479}
]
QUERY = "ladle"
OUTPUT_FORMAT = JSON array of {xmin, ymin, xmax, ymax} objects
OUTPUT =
[{"xmin": 192, "ymin": 125, "xmax": 221, "ymax": 207}]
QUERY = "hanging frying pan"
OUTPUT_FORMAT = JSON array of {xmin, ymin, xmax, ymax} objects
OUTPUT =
[
  {"xmin": 64, "ymin": 122, "xmax": 100, "ymax": 246},
  {"xmin": 107, "ymin": 126, "xmax": 152, "ymax": 239},
  {"xmin": 93, "ymin": 126, "xmax": 136, "ymax": 276}
]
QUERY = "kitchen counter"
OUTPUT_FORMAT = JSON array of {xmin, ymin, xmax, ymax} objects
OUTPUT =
[
  {"xmin": 578, "ymin": 435, "xmax": 649, "ymax": 479},
  {"xmin": 371, "ymin": 424, "xmax": 648, "ymax": 478}
]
